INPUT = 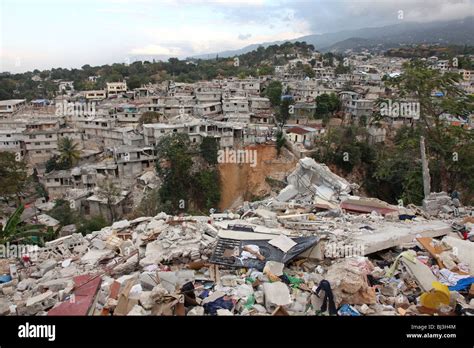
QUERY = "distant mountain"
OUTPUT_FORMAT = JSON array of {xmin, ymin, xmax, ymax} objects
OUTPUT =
[{"xmin": 193, "ymin": 17, "xmax": 474, "ymax": 58}]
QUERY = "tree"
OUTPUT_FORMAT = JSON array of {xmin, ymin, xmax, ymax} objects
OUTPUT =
[
  {"xmin": 0, "ymin": 152, "xmax": 28, "ymax": 203},
  {"xmin": 155, "ymin": 133, "xmax": 193, "ymax": 214},
  {"xmin": 58, "ymin": 137, "xmax": 80, "ymax": 169},
  {"xmin": 386, "ymin": 60, "xmax": 474, "ymax": 195},
  {"xmin": 264, "ymin": 81, "xmax": 282, "ymax": 107},
  {"xmin": 335, "ymin": 64, "xmax": 350, "ymax": 75},
  {"xmin": 97, "ymin": 180, "xmax": 122, "ymax": 222},
  {"xmin": 49, "ymin": 199, "xmax": 77, "ymax": 226},
  {"xmin": 45, "ymin": 155, "xmax": 70, "ymax": 173},
  {"xmin": 276, "ymin": 97, "xmax": 293, "ymax": 129},
  {"xmin": 76, "ymin": 215, "xmax": 108, "ymax": 236},
  {"xmin": 200, "ymin": 137, "xmax": 219, "ymax": 165},
  {"xmin": 0, "ymin": 204, "xmax": 45, "ymax": 245},
  {"xmin": 192, "ymin": 169, "xmax": 220, "ymax": 211},
  {"xmin": 276, "ymin": 130, "xmax": 286, "ymax": 156},
  {"xmin": 372, "ymin": 127, "xmax": 424, "ymax": 205},
  {"xmin": 139, "ymin": 111, "xmax": 162, "ymax": 125},
  {"xmin": 315, "ymin": 93, "xmax": 341, "ymax": 120},
  {"xmin": 303, "ymin": 64, "xmax": 315, "ymax": 78},
  {"xmin": 135, "ymin": 188, "xmax": 162, "ymax": 217}
]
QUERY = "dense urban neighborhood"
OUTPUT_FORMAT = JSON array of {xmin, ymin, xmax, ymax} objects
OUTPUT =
[{"xmin": 0, "ymin": 35, "xmax": 474, "ymax": 320}]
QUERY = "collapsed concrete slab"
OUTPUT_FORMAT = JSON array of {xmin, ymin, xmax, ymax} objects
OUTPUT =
[
  {"xmin": 277, "ymin": 157, "xmax": 355, "ymax": 203},
  {"xmin": 442, "ymin": 236, "xmax": 474, "ymax": 276},
  {"xmin": 350, "ymin": 221, "xmax": 451, "ymax": 255}
]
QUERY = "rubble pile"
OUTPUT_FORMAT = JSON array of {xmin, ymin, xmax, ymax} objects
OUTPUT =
[{"xmin": 1, "ymin": 158, "xmax": 473, "ymax": 316}]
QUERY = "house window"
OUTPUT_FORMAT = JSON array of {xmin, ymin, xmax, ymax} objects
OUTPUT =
[
  {"xmin": 35, "ymin": 142, "xmax": 41, "ymax": 145},
  {"xmin": 29, "ymin": 135, "xmax": 36, "ymax": 139},
  {"xmin": 6, "ymin": 134, "xmax": 10, "ymax": 137},
  {"xmin": 36, "ymin": 150, "xmax": 42, "ymax": 154},
  {"xmin": 45, "ymin": 142, "xmax": 50, "ymax": 145}
]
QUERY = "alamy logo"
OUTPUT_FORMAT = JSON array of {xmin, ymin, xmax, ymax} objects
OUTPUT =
[
  {"xmin": 217, "ymin": 148, "xmax": 257, "ymax": 167},
  {"xmin": 0, "ymin": 243, "xmax": 39, "ymax": 261},
  {"xmin": 56, "ymin": 100, "xmax": 96, "ymax": 117},
  {"xmin": 380, "ymin": 100, "xmax": 420, "ymax": 119},
  {"xmin": 18, "ymin": 323, "xmax": 56, "ymax": 341}
]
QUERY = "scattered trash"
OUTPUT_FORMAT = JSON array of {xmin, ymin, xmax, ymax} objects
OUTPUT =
[{"xmin": 0, "ymin": 158, "xmax": 472, "ymax": 317}]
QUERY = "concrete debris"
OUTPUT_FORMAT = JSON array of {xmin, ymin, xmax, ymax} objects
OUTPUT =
[
  {"xmin": 263, "ymin": 282, "xmax": 292, "ymax": 308},
  {"xmin": 1, "ymin": 158, "xmax": 472, "ymax": 316},
  {"xmin": 325, "ymin": 258, "xmax": 376, "ymax": 306},
  {"xmin": 277, "ymin": 158, "xmax": 357, "ymax": 203}
]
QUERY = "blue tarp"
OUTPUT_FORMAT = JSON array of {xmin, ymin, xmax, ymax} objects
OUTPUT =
[
  {"xmin": 0, "ymin": 274, "xmax": 12, "ymax": 284},
  {"xmin": 448, "ymin": 277, "xmax": 474, "ymax": 291}
]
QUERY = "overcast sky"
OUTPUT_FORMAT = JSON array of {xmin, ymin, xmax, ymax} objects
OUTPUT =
[{"xmin": 0, "ymin": 0, "xmax": 472, "ymax": 73}]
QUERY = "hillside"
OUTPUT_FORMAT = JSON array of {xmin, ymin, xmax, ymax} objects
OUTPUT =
[{"xmin": 195, "ymin": 16, "xmax": 474, "ymax": 57}]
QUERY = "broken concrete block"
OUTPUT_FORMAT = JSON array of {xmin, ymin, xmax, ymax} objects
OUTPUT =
[
  {"xmin": 255, "ymin": 208, "xmax": 277, "ymax": 220},
  {"xmin": 150, "ymin": 284, "xmax": 169, "ymax": 302},
  {"xmin": 216, "ymin": 308, "xmax": 233, "ymax": 316},
  {"xmin": 235, "ymin": 284, "xmax": 254, "ymax": 298},
  {"xmin": 139, "ymin": 291, "xmax": 155, "ymax": 310},
  {"xmin": 253, "ymin": 304, "xmax": 268, "ymax": 314},
  {"xmin": 220, "ymin": 275, "xmax": 241, "ymax": 287},
  {"xmin": 60, "ymin": 264, "xmax": 78, "ymax": 278},
  {"xmin": 38, "ymin": 259, "xmax": 57, "ymax": 275},
  {"xmin": 441, "ymin": 205, "xmax": 453, "ymax": 214},
  {"xmin": 110, "ymin": 254, "xmax": 139, "ymax": 276},
  {"xmin": 127, "ymin": 304, "xmax": 147, "ymax": 315},
  {"xmin": 263, "ymin": 282, "xmax": 291, "ymax": 308},
  {"xmin": 146, "ymin": 219, "xmax": 166, "ymax": 233},
  {"xmin": 80, "ymin": 249, "xmax": 115, "ymax": 266},
  {"xmin": 254, "ymin": 290, "xmax": 264, "ymax": 304},
  {"xmin": 442, "ymin": 236, "xmax": 474, "ymax": 276},
  {"xmin": 157, "ymin": 272, "xmax": 178, "ymax": 293},
  {"xmin": 38, "ymin": 278, "xmax": 71, "ymax": 292},
  {"xmin": 25, "ymin": 290, "xmax": 56, "ymax": 315},
  {"xmin": 187, "ymin": 306, "xmax": 205, "ymax": 316},
  {"xmin": 325, "ymin": 258, "xmax": 376, "ymax": 306},
  {"xmin": 140, "ymin": 272, "xmax": 158, "ymax": 290},
  {"xmin": 112, "ymin": 220, "xmax": 130, "ymax": 231},
  {"xmin": 268, "ymin": 234, "xmax": 296, "ymax": 253},
  {"xmin": 0, "ymin": 298, "xmax": 10, "ymax": 316},
  {"xmin": 154, "ymin": 212, "xmax": 168, "ymax": 220},
  {"xmin": 17, "ymin": 278, "xmax": 36, "ymax": 292},
  {"xmin": 263, "ymin": 261, "xmax": 284, "ymax": 277},
  {"xmin": 91, "ymin": 239, "xmax": 106, "ymax": 250},
  {"xmin": 2, "ymin": 286, "xmax": 14, "ymax": 296},
  {"xmin": 276, "ymin": 185, "xmax": 299, "ymax": 202},
  {"xmin": 381, "ymin": 283, "xmax": 398, "ymax": 297}
]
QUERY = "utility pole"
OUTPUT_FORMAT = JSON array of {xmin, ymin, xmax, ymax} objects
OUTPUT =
[{"xmin": 420, "ymin": 136, "xmax": 431, "ymax": 199}]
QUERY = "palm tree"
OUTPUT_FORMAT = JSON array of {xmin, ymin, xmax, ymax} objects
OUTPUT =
[
  {"xmin": 58, "ymin": 137, "xmax": 80, "ymax": 168},
  {"xmin": 0, "ymin": 204, "xmax": 45, "ymax": 245}
]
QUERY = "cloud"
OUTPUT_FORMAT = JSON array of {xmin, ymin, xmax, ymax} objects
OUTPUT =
[
  {"xmin": 238, "ymin": 33, "xmax": 252, "ymax": 40},
  {"xmin": 130, "ymin": 44, "xmax": 183, "ymax": 56},
  {"xmin": 130, "ymin": 21, "xmax": 311, "ymax": 58},
  {"xmin": 286, "ymin": 0, "xmax": 473, "ymax": 33}
]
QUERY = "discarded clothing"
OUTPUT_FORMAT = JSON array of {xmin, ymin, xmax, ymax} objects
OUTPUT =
[
  {"xmin": 203, "ymin": 297, "xmax": 234, "ymax": 315},
  {"xmin": 399, "ymin": 214, "xmax": 416, "ymax": 221},
  {"xmin": 315, "ymin": 280, "xmax": 337, "ymax": 315}
]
